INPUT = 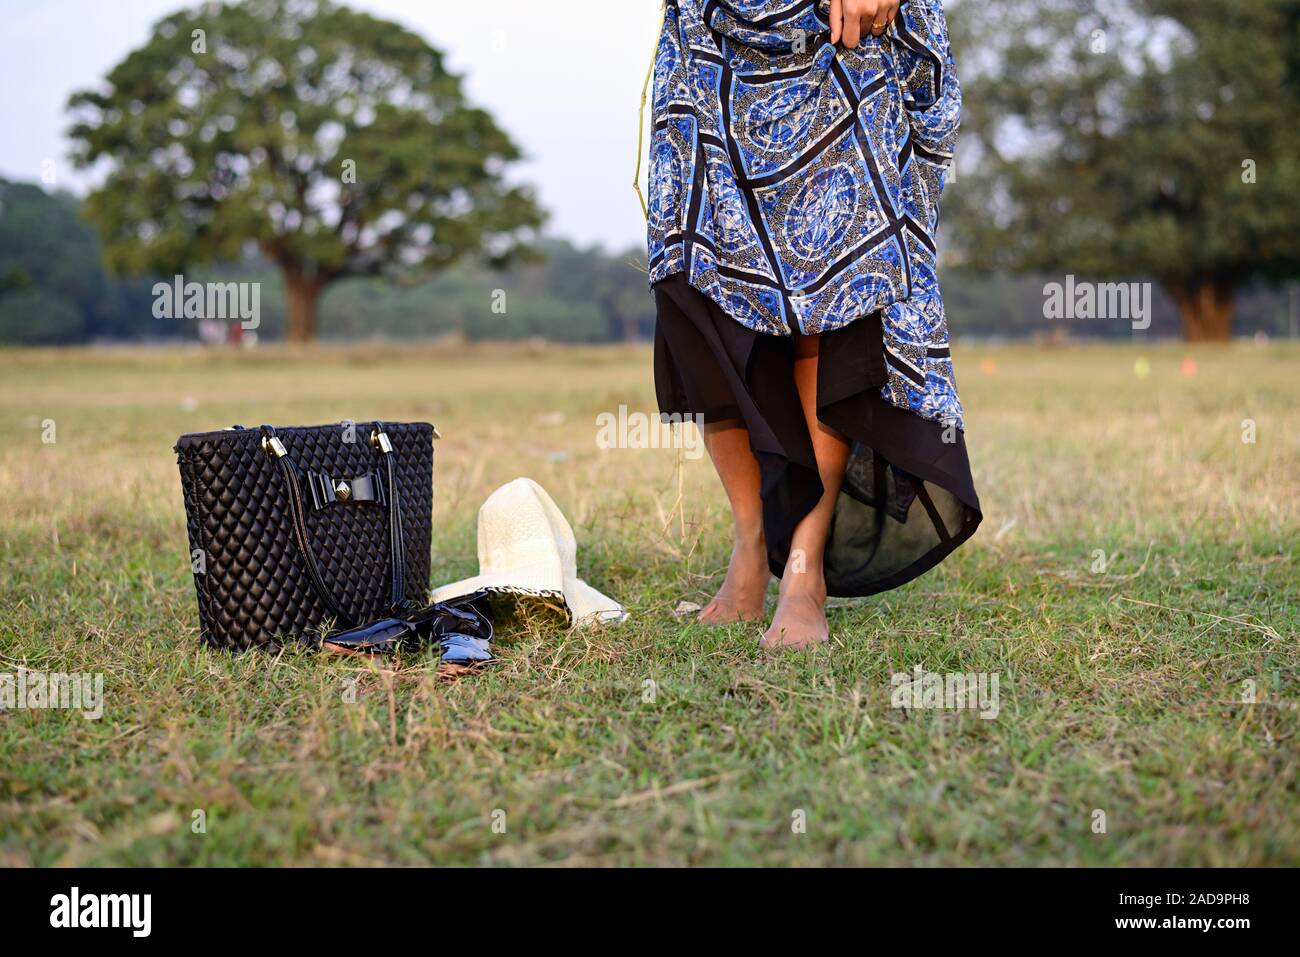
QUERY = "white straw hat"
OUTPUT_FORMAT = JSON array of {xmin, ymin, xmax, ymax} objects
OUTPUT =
[{"xmin": 430, "ymin": 478, "xmax": 627, "ymax": 627}]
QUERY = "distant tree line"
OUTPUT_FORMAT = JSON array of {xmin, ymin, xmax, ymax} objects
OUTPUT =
[
  {"xmin": 0, "ymin": 180, "xmax": 167, "ymax": 344},
  {"xmin": 2, "ymin": 177, "xmax": 1294, "ymax": 346},
  {"xmin": 0, "ymin": 176, "xmax": 653, "ymax": 345}
]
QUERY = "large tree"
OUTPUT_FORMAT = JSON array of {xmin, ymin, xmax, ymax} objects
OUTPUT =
[
  {"xmin": 68, "ymin": 0, "xmax": 544, "ymax": 342},
  {"xmin": 947, "ymin": 0, "xmax": 1300, "ymax": 340}
]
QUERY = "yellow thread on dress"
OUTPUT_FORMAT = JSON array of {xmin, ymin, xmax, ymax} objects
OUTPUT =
[{"xmin": 634, "ymin": 2, "xmax": 669, "ymax": 221}]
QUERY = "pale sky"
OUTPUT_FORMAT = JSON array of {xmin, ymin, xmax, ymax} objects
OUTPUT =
[{"xmin": 0, "ymin": 0, "xmax": 666, "ymax": 252}]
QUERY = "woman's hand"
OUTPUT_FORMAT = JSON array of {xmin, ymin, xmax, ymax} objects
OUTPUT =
[{"xmin": 829, "ymin": 0, "xmax": 901, "ymax": 49}]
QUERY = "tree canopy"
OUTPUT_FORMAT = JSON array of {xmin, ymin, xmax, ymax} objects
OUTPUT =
[{"xmin": 67, "ymin": 0, "xmax": 544, "ymax": 341}]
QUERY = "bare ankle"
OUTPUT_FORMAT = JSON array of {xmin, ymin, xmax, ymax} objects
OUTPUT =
[
  {"xmin": 780, "ymin": 568, "xmax": 826, "ymax": 600},
  {"xmin": 732, "ymin": 523, "xmax": 765, "ymax": 552}
]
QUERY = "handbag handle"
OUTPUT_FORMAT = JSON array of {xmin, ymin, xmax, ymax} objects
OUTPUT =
[{"xmin": 259, "ymin": 421, "xmax": 408, "ymax": 627}]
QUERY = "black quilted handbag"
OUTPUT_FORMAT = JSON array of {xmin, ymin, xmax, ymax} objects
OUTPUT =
[{"xmin": 174, "ymin": 421, "xmax": 434, "ymax": 650}]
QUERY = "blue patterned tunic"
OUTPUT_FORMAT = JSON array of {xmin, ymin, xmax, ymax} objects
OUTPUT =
[{"xmin": 647, "ymin": 0, "xmax": 965, "ymax": 428}]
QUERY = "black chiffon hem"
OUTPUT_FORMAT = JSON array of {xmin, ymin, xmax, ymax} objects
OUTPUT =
[{"xmin": 653, "ymin": 273, "xmax": 981, "ymax": 598}]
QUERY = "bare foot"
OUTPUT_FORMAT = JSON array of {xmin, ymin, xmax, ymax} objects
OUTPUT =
[
  {"xmin": 761, "ymin": 581, "xmax": 829, "ymax": 650},
  {"xmin": 699, "ymin": 537, "xmax": 770, "ymax": 624}
]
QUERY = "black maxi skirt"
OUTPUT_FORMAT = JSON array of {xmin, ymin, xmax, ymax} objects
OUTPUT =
[{"xmin": 653, "ymin": 273, "xmax": 981, "ymax": 597}]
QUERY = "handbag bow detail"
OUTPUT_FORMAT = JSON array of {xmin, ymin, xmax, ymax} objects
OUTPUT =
[{"xmin": 304, "ymin": 469, "xmax": 385, "ymax": 509}]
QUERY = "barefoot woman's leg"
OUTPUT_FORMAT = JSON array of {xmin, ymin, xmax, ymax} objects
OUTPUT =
[
  {"xmin": 763, "ymin": 333, "xmax": 850, "ymax": 648},
  {"xmin": 698, "ymin": 420, "xmax": 771, "ymax": 623}
]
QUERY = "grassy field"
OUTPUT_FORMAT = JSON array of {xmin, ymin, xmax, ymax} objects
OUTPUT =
[{"xmin": 0, "ymin": 340, "xmax": 1296, "ymax": 866}]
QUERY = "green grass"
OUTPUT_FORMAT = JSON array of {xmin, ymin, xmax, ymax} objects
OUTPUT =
[{"xmin": 1, "ymin": 340, "xmax": 1296, "ymax": 866}]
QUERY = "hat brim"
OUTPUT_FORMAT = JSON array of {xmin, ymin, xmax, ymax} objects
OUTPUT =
[{"xmin": 563, "ymin": 576, "xmax": 628, "ymax": 627}]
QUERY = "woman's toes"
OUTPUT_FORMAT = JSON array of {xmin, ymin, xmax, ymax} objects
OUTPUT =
[
  {"xmin": 697, "ymin": 599, "xmax": 722, "ymax": 623},
  {"xmin": 698, "ymin": 595, "xmax": 765, "ymax": 624},
  {"xmin": 694, "ymin": 542, "xmax": 771, "ymax": 625},
  {"xmin": 759, "ymin": 594, "xmax": 829, "ymax": 649}
]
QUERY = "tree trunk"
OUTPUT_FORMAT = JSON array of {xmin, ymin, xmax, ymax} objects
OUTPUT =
[
  {"xmin": 284, "ymin": 272, "xmax": 324, "ymax": 344},
  {"xmin": 1167, "ymin": 278, "xmax": 1236, "ymax": 342}
]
